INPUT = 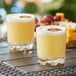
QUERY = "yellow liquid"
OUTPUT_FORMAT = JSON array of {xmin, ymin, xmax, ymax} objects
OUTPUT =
[
  {"xmin": 37, "ymin": 34, "xmax": 66, "ymax": 59},
  {"xmin": 7, "ymin": 20, "xmax": 35, "ymax": 45}
]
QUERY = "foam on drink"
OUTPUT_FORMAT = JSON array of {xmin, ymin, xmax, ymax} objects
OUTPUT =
[
  {"xmin": 6, "ymin": 14, "xmax": 35, "ymax": 22},
  {"xmin": 36, "ymin": 26, "xmax": 66, "ymax": 36}
]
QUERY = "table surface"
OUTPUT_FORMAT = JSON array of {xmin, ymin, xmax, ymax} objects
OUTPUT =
[{"xmin": 0, "ymin": 41, "xmax": 76, "ymax": 76}]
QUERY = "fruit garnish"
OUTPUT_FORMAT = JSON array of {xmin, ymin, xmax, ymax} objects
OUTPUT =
[
  {"xmin": 43, "ymin": 15, "xmax": 54, "ymax": 22},
  {"xmin": 47, "ymin": 28, "xmax": 61, "ymax": 31},
  {"xmin": 40, "ymin": 18, "xmax": 46, "ymax": 23},
  {"xmin": 35, "ymin": 17, "xmax": 38, "ymax": 24},
  {"xmin": 40, "ymin": 15, "xmax": 54, "ymax": 25},
  {"xmin": 34, "ymin": 24, "xmax": 40, "ymax": 32},
  {"xmin": 44, "ymin": 22, "xmax": 50, "ymax": 26},
  {"xmin": 19, "ymin": 16, "xmax": 31, "ymax": 18},
  {"xmin": 73, "ymin": 26, "xmax": 76, "ymax": 32},
  {"xmin": 54, "ymin": 16, "xmax": 61, "ymax": 21},
  {"xmin": 56, "ymin": 13, "xmax": 64, "ymax": 21},
  {"xmin": 71, "ymin": 32, "xmax": 76, "ymax": 41}
]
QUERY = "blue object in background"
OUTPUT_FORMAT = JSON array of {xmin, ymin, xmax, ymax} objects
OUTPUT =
[
  {"xmin": 0, "ymin": 8, "xmax": 6, "ymax": 17},
  {"xmin": 0, "ymin": 8, "xmax": 6, "ymax": 20},
  {"xmin": 11, "ymin": 6, "xmax": 23, "ymax": 13}
]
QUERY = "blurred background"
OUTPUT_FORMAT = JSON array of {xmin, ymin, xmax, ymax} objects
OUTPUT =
[
  {"xmin": 0, "ymin": 0, "xmax": 76, "ymax": 23},
  {"xmin": 0, "ymin": 0, "xmax": 76, "ymax": 43}
]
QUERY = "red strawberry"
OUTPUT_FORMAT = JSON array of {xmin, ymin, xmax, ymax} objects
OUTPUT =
[
  {"xmin": 43, "ymin": 15, "xmax": 54, "ymax": 23},
  {"xmin": 54, "ymin": 16, "xmax": 61, "ymax": 21}
]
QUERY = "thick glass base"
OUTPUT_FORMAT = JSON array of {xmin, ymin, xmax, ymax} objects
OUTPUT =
[
  {"xmin": 38, "ymin": 57, "xmax": 65, "ymax": 66},
  {"xmin": 8, "ymin": 43, "xmax": 34, "ymax": 53}
]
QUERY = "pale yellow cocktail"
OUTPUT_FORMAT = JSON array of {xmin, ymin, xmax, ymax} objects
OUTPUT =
[
  {"xmin": 36, "ymin": 26, "xmax": 66, "ymax": 66},
  {"xmin": 6, "ymin": 14, "xmax": 35, "ymax": 51}
]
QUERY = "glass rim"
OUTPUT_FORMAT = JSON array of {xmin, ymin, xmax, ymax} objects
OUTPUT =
[
  {"xmin": 6, "ymin": 13, "xmax": 35, "ymax": 22},
  {"xmin": 36, "ymin": 25, "xmax": 67, "ymax": 36}
]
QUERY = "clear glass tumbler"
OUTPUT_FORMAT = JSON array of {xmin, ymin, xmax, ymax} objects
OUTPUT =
[
  {"xmin": 6, "ymin": 14, "xmax": 35, "ymax": 52},
  {"xmin": 36, "ymin": 26, "xmax": 66, "ymax": 66}
]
